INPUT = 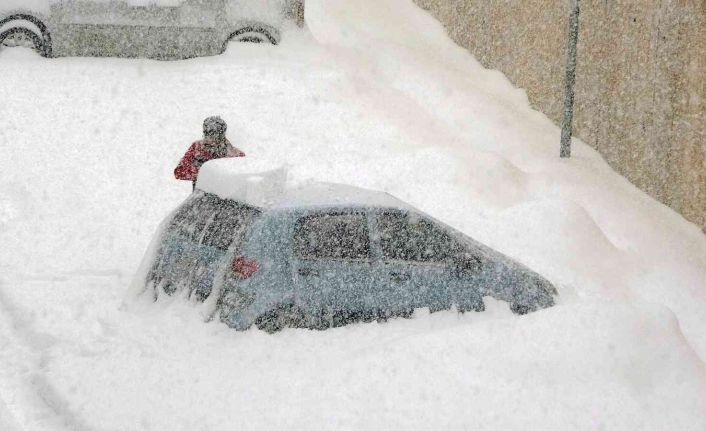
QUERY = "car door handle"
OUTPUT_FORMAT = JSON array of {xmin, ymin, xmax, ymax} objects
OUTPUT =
[
  {"xmin": 298, "ymin": 267, "xmax": 319, "ymax": 277},
  {"xmin": 389, "ymin": 272, "xmax": 411, "ymax": 282}
]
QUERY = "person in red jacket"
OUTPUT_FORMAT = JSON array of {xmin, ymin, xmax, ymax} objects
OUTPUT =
[{"xmin": 174, "ymin": 116, "xmax": 245, "ymax": 190}]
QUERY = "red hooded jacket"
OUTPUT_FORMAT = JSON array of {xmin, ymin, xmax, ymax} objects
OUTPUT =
[{"xmin": 174, "ymin": 139, "xmax": 245, "ymax": 182}]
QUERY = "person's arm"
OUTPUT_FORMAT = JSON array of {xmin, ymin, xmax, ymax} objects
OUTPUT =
[
  {"xmin": 174, "ymin": 143, "xmax": 198, "ymax": 181},
  {"xmin": 225, "ymin": 142, "xmax": 246, "ymax": 157}
]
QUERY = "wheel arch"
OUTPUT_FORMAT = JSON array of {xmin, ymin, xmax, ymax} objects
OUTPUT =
[{"xmin": 222, "ymin": 21, "xmax": 280, "ymax": 51}]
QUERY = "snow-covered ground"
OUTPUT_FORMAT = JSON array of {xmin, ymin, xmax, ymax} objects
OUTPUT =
[{"xmin": 1, "ymin": 0, "xmax": 706, "ymax": 429}]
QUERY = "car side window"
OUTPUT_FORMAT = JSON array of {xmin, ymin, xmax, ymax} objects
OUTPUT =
[
  {"xmin": 378, "ymin": 211, "xmax": 462, "ymax": 263},
  {"xmin": 293, "ymin": 212, "xmax": 370, "ymax": 261}
]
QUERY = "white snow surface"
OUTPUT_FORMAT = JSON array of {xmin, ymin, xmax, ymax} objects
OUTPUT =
[
  {"xmin": 268, "ymin": 182, "xmax": 412, "ymax": 210},
  {"xmin": 1, "ymin": 0, "xmax": 706, "ymax": 429},
  {"xmin": 196, "ymin": 158, "xmax": 288, "ymax": 207}
]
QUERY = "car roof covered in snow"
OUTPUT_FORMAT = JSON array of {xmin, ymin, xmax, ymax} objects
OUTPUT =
[
  {"xmin": 268, "ymin": 182, "xmax": 412, "ymax": 210},
  {"xmin": 195, "ymin": 157, "xmax": 412, "ymax": 211}
]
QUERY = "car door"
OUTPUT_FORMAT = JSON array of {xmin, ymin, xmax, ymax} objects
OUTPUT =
[
  {"xmin": 373, "ymin": 210, "xmax": 483, "ymax": 314},
  {"xmin": 291, "ymin": 209, "xmax": 375, "ymax": 326}
]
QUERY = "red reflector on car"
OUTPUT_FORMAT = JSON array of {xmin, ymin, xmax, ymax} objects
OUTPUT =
[{"xmin": 231, "ymin": 256, "xmax": 259, "ymax": 279}]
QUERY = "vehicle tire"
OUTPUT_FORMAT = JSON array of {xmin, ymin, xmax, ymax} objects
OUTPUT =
[
  {"xmin": 378, "ymin": 307, "xmax": 413, "ymax": 320},
  {"xmin": 255, "ymin": 303, "xmax": 305, "ymax": 334},
  {"xmin": 331, "ymin": 310, "xmax": 352, "ymax": 328},
  {"xmin": 0, "ymin": 14, "xmax": 52, "ymax": 57},
  {"xmin": 310, "ymin": 307, "xmax": 333, "ymax": 330},
  {"xmin": 360, "ymin": 309, "xmax": 377, "ymax": 323},
  {"xmin": 0, "ymin": 27, "xmax": 44, "ymax": 54},
  {"xmin": 398, "ymin": 308, "xmax": 414, "ymax": 319},
  {"xmin": 375, "ymin": 308, "xmax": 392, "ymax": 323},
  {"xmin": 457, "ymin": 296, "xmax": 485, "ymax": 313},
  {"xmin": 510, "ymin": 303, "xmax": 531, "ymax": 315}
]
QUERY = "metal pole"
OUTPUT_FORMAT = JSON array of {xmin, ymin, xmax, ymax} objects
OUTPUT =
[{"xmin": 560, "ymin": 0, "xmax": 580, "ymax": 158}]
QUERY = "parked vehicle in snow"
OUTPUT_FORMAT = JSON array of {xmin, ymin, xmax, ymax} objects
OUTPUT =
[
  {"xmin": 0, "ymin": 0, "xmax": 303, "ymax": 60},
  {"xmin": 139, "ymin": 179, "xmax": 557, "ymax": 332}
]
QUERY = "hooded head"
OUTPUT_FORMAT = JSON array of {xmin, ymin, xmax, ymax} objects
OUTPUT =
[{"xmin": 203, "ymin": 116, "xmax": 227, "ymax": 143}]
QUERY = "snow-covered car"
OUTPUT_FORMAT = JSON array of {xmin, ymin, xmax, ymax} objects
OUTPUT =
[
  {"xmin": 137, "ymin": 164, "xmax": 557, "ymax": 332},
  {"xmin": 0, "ymin": 0, "xmax": 303, "ymax": 59}
]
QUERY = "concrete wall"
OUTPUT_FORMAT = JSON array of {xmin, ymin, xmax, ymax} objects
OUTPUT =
[{"xmin": 413, "ymin": 0, "xmax": 705, "ymax": 230}]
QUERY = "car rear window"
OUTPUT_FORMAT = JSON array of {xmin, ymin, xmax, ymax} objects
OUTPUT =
[
  {"xmin": 167, "ymin": 191, "xmax": 260, "ymax": 251},
  {"xmin": 293, "ymin": 212, "xmax": 370, "ymax": 261}
]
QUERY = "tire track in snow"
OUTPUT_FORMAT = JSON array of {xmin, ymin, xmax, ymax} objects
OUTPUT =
[
  {"xmin": 0, "ymin": 392, "xmax": 22, "ymax": 431},
  {"xmin": 0, "ymin": 277, "xmax": 94, "ymax": 431}
]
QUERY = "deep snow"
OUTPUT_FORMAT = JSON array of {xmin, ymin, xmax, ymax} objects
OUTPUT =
[{"xmin": 1, "ymin": 0, "xmax": 706, "ymax": 429}]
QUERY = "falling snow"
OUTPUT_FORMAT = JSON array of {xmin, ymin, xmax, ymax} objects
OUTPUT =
[{"xmin": 1, "ymin": 0, "xmax": 705, "ymax": 430}]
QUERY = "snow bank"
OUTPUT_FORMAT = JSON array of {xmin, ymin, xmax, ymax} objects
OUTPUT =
[
  {"xmin": 305, "ymin": 0, "xmax": 450, "ymax": 53},
  {"xmin": 303, "ymin": 0, "xmax": 706, "ymax": 359},
  {"xmin": 4, "ymin": 275, "xmax": 706, "ymax": 430}
]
